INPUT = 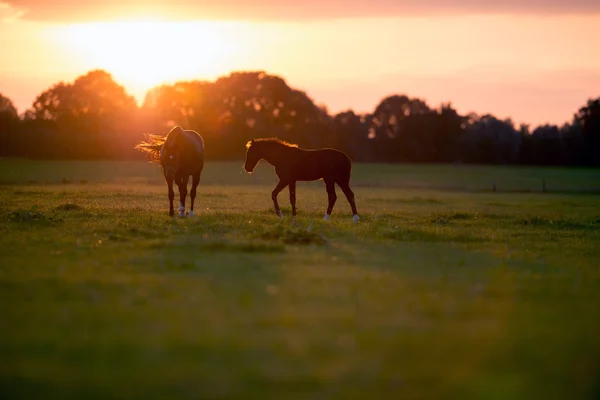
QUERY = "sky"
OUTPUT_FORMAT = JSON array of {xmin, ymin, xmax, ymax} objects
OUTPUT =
[{"xmin": 1, "ymin": 0, "xmax": 599, "ymax": 127}]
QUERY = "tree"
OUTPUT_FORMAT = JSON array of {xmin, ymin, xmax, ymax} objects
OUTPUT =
[
  {"xmin": 369, "ymin": 95, "xmax": 433, "ymax": 162},
  {"xmin": 530, "ymin": 124, "xmax": 564, "ymax": 165},
  {"xmin": 461, "ymin": 115, "xmax": 521, "ymax": 164},
  {"xmin": 141, "ymin": 80, "xmax": 214, "ymax": 133},
  {"xmin": 574, "ymin": 97, "xmax": 600, "ymax": 166},
  {"xmin": 28, "ymin": 70, "xmax": 137, "ymax": 121},
  {"xmin": 142, "ymin": 71, "xmax": 328, "ymax": 159},
  {"xmin": 429, "ymin": 103, "xmax": 466, "ymax": 163},
  {"xmin": 0, "ymin": 93, "xmax": 18, "ymax": 118},
  {"xmin": 0, "ymin": 93, "xmax": 21, "ymax": 156},
  {"xmin": 211, "ymin": 71, "xmax": 328, "ymax": 149},
  {"xmin": 330, "ymin": 110, "xmax": 371, "ymax": 161},
  {"xmin": 6, "ymin": 68, "xmax": 593, "ymax": 165},
  {"xmin": 25, "ymin": 70, "xmax": 140, "ymax": 158}
]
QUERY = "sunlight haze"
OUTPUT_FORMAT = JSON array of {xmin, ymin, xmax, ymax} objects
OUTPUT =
[{"xmin": 1, "ymin": 0, "xmax": 599, "ymax": 126}]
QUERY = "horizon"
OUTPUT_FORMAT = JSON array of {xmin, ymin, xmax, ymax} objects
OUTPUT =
[{"xmin": 1, "ymin": 1, "xmax": 599, "ymax": 127}]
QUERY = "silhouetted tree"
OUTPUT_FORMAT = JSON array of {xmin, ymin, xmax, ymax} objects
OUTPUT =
[
  {"xmin": 429, "ymin": 103, "xmax": 466, "ymax": 163},
  {"xmin": 0, "ymin": 93, "xmax": 21, "ymax": 156},
  {"xmin": 530, "ymin": 124, "xmax": 565, "ymax": 165},
  {"xmin": 2, "ymin": 69, "xmax": 597, "ymax": 166},
  {"xmin": 329, "ymin": 110, "xmax": 371, "ymax": 161},
  {"xmin": 141, "ymin": 80, "xmax": 215, "ymax": 133},
  {"xmin": 461, "ymin": 114, "xmax": 521, "ymax": 164},
  {"xmin": 369, "ymin": 95, "xmax": 432, "ymax": 162},
  {"xmin": 24, "ymin": 70, "xmax": 139, "ymax": 158},
  {"xmin": 0, "ymin": 93, "xmax": 18, "ymax": 118},
  {"xmin": 142, "ymin": 71, "xmax": 328, "ymax": 159},
  {"xmin": 574, "ymin": 97, "xmax": 600, "ymax": 166}
]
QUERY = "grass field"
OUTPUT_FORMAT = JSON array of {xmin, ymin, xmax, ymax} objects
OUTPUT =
[{"xmin": 1, "ymin": 159, "xmax": 599, "ymax": 399}]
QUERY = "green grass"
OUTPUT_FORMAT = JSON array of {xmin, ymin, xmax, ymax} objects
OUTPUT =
[
  {"xmin": 2, "ymin": 158, "xmax": 599, "ymax": 193},
  {"xmin": 0, "ymin": 160, "xmax": 599, "ymax": 399}
]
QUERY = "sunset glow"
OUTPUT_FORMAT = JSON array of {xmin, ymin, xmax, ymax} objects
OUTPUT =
[
  {"xmin": 1, "ymin": 0, "xmax": 599, "ymax": 125},
  {"xmin": 52, "ymin": 19, "xmax": 249, "ymax": 101}
]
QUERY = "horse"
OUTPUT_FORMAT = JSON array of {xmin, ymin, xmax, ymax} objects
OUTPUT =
[
  {"xmin": 135, "ymin": 126, "xmax": 204, "ymax": 217},
  {"xmin": 244, "ymin": 138, "xmax": 359, "ymax": 223}
]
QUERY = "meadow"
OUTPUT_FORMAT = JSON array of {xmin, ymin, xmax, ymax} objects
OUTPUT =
[{"xmin": 1, "ymin": 158, "xmax": 599, "ymax": 399}]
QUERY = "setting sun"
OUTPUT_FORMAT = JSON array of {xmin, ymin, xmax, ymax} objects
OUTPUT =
[{"xmin": 52, "ymin": 19, "xmax": 249, "ymax": 102}]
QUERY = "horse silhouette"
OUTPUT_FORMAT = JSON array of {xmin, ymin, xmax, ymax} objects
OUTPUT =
[
  {"xmin": 244, "ymin": 138, "xmax": 359, "ymax": 222},
  {"xmin": 136, "ymin": 126, "xmax": 204, "ymax": 217}
]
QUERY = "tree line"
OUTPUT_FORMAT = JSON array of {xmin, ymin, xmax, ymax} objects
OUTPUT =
[{"xmin": 0, "ymin": 69, "xmax": 598, "ymax": 166}]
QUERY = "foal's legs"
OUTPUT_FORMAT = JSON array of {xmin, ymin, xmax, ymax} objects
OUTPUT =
[
  {"xmin": 177, "ymin": 176, "xmax": 189, "ymax": 217},
  {"xmin": 338, "ymin": 181, "xmax": 359, "ymax": 223},
  {"xmin": 167, "ymin": 179, "xmax": 175, "ymax": 217},
  {"xmin": 272, "ymin": 180, "xmax": 289, "ymax": 217},
  {"xmin": 189, "ymin": 171, "xmax": 201, "ymax": 217},
  {"xmin": 323, "ymin": 180, "xmax": 337, "ymax": 221},
  {"xmin": 289, "ymin": 181, "xmax": 297, "ymax": 216}
]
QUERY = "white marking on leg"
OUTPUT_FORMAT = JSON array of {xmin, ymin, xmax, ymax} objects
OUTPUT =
[
  {"xmin": 353, "ymin": 214, "xmax": 360, "ymax": 223},
  {"xmin": 189, "ymin": 210, "xmax": 194, "ymax": 217},
  {"xmin": 277, "ymin": 210, "xmax": 283, "ymax": 218},
  {"xmin": 178, "ymin": 204, "xmax": 186, "ymax": 217},
  {"xmin": 323, "ymin": 213, "xmax": 331, "ymax": 221}
]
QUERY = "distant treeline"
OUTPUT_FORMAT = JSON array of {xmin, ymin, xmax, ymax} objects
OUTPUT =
[{"xmin": 0, "ymin": 70, "xmax": 598, "ymax": 166}]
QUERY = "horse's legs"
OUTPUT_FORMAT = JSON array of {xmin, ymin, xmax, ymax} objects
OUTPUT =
[
  {"xmin": 190, "ymin": 172, "xmax": 201, "ymax": 217},
  {"xmin": 289, "ymin": 181, "xmax": 297, "ymax": 217},
  {"xmin": 324, "ymin": 180, "xmax": 337, "ymax": 221},
  {"xmin": 167, "ymin": 179, "xmax": 175, "ymax": 217},
  {"xmin": 272, "ymin": 180, "xmax": 289, "ymax": 217},
  {"xmin": 339, "ymin": 181, "xmax": 359, "ymax": 223},
  {"xmin": 177, "ymin": 176, "xmax": 189, "ymax": 217}
]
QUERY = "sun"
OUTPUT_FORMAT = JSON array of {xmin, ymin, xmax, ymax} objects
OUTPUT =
[{"xmin": 53, "ymin": 19, "xmax": 248, "ymax": 103}]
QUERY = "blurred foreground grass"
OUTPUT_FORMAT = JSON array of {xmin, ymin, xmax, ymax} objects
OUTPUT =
[{"xmin": 0, "ymin": 160, "xmax": 599, "ymax": 399}]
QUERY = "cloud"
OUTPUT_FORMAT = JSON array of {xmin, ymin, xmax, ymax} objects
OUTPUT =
[{"xmin": 4, "ymin": 0, "xmax": 600, "ymax": 22}]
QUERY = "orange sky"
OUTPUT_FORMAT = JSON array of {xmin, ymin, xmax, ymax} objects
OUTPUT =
[{"xmin": 1, "ymin": 0, "xmax": 599, "ymax": 127}]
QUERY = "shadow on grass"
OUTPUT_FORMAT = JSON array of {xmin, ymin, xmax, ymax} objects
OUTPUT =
[
  {"xmin": 258, "ymin": 223, "xmax": 327, "ymax": 245},
  {"xmin": 516, "ymin": 215, "xmax": 600, "ymax": 230},
  {"xmin": 6, "ymin": 208, "xmax": 61, "ymax": 226},
  {"xmin": 54, "ymin": 202, "xmax": 84, "ymax": 212},
  {"xmin": 381, "ymin": 225, "xmax": 489, "ymax": 244},
  {"xmin": 170, "ymin": 237, "xmax": 285, "ymax": 253}
]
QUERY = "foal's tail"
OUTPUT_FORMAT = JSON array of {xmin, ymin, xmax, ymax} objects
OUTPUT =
[{"xmin": 135, "ymin": 133, "xmax": 166, "ymax": 162}]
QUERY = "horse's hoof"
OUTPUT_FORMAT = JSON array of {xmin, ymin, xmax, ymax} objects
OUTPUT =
[
  {"xmin": 277, "ymin": 211, "xmax": 283, "ymax": 218},
  {"xmin": 323, "ymin": 214, "xmax": 331, "ymax": 221},
  {"xmin": 189, "ymin": 210, "xmax": 195, "ymax": 217},
  {"xmin": 353, "ymin": 214, "xmax": 360, "ymax": 223}
]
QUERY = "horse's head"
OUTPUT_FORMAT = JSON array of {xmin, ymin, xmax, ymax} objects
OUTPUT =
[
  {"xmin": 244, "ymin": 139, "xmax": 261, "ymax": 173},
  {"xmin": 160, "ymin": 144, "xmax": 180, "ymax": 179},
  {"xmin": 160, "ymin": 126, "xmax": 185, "ymax": 178}
]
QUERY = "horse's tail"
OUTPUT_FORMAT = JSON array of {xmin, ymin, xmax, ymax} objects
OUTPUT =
[{"xmin": 135, "ymin": 133, "xmax": 166, "ymax": 162}]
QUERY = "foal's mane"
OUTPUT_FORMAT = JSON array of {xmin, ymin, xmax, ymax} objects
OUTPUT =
[
  {"xmin": 246, "ymin": 138, "xmax": 299, "ymax": 149},
  {"xmin": 135, "ymin": 126, "xmax": 183, "ymax": 162}
]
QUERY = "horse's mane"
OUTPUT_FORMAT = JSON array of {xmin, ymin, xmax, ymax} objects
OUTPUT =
[
  {"xmin": 246, "ymin": 138, "xmax": 298, "ymax": 149},
  {"xmin": 135, "ymin": 126, "xmax": 184, "ymax": 162}
]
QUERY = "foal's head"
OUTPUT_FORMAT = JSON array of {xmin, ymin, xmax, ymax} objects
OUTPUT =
[
  {"xmin": 244, "ymin": 138, "xmax": 297, "ymax": 173},
  {"xmin": 244, "ymin": 139, "xmax": 261, "ymax": 173}
]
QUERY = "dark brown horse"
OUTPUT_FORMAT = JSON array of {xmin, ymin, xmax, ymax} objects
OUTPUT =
[
  {"xmin": 136, "ymin": 126, "xmax": 204, "ymax": 217},
  {"xmin": 244, "ymin": 138, "xmax": 359, "ymax": 222}
]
